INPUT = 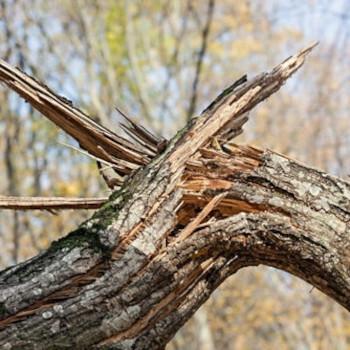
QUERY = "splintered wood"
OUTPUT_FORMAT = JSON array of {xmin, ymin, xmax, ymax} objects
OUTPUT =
[
  {"xmin": 0, "ymin": 44, "xmax": 314, "ymax": 212},
  {"xmin": 175, "ymin": 143, "xmax": 264, "ymax": 231},
  {"xmin": 167, "ymin": 43, "xmax": 317, "ymax": 175},
  {"xmin": 177, "ymin": 193, "xmax": 226, "ymax": 241},
  {"xmin": 0, "ymin": 60, "xmax": 165, "ymax": 188}
]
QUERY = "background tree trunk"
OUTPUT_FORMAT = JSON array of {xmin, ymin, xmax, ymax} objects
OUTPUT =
[{"xmin": 1, "ymin": 45, "xmax": 349, "ymax": 350}]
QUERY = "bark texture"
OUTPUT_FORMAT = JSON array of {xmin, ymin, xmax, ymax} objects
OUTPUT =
[{"xmin": 1, "ymin": 44, "xmax": 347, "ymax": 350}]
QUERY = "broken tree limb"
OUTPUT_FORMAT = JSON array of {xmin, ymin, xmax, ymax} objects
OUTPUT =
[{"xmin": 1, "ymin": 44, "xmax": 345, "ymax": 350}]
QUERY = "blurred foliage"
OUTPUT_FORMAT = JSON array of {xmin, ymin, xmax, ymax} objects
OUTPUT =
[{"xmin": 0, "ymin": 0, "xmax": 350, "ymax": 348}]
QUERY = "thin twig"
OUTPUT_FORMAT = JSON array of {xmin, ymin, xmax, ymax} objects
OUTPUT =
[
  {"xmin": 58, "ymin": 142, "xmax": 113, "ymax": 166},
  {"xmin": 0, "ymin": 196, "xmax": 107, "ymax": 210}
]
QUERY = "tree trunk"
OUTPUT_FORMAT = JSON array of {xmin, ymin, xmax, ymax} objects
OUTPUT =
[{"xmin": 2, "ymin": 44, "xmax": 348, "ymax": 350}]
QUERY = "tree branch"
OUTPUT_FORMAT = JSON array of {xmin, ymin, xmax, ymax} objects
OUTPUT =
[
  {"xmin": 186, "ymin": 0, "xmax": 215, "ymax": 120},
  {"xmin": 0, "ymin": 45, "xmax": 331, "ymax": 350}
]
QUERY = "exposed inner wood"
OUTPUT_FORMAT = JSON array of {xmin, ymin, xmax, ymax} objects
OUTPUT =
[{"xmin": 176, "ymin": 193, "xmax": 226, "ymax": 241}]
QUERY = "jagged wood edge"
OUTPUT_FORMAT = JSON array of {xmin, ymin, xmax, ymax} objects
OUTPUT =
[
  {"xmin": 0, "ymin": 60, "xmax": 163, "ymax": 185},
  {"xmin": 0, "ymin": 43, "xmax": 316, "ymax": 213}
]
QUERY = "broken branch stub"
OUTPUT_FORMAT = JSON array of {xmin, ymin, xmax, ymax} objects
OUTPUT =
[{"xmin": 166, "ymin": 42, "xmax": 318, "ymax": 173}]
